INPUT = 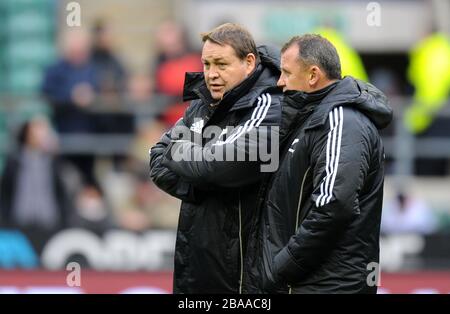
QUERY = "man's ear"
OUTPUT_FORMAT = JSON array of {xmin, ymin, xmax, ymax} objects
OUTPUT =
[
  {"xmin": 245, "ymin": 53, "xmax": 256, "ymax": 75},
  {"xmin": 309, "ymin": 66, "xmax": 321, "ymax": 87}
]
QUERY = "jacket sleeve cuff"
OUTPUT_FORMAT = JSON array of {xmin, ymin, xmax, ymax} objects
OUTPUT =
[{"xmin": 274, "ymin": 247, "xmax": 307, "ymax": 284}]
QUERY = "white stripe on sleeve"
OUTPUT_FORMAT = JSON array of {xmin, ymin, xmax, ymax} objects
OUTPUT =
[{"xmin": 316, "ymin": 106, "xmax": 344, "ymax": 207}]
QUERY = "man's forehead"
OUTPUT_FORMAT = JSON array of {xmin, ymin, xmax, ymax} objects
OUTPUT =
[
  {"xmin": 201, "ymin": 54, "xmax": 227, "ymax": 61},
  {"xmin": 281, "ymin": 45, "xmax": 299, "ymax": 59},
  {"xmin": 202, "ymin": 41, "xmax": 237, "ymax": 59}
]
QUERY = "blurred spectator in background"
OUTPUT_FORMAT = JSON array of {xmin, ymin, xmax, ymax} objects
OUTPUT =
[
  {"xmin": 72, "ymin": 184, "xmax": 114, "ymax": 233},
  {"xmin": 381, "ymin": 191, "xmax": 438, "ymax": 235},
  {"xmin": 42, "ymin": 29, "xmax": 98, "ymax": 133},
  {"xmin": 127, "ymin": 73, "xmax": 153, "ymax": 106},
  {"xmin": 0, "ymin": 116, "xmax": 73, "ymax": 231},
  {"xmin": 91, "ymin": 20, "xmax": 134, "ymax": 136},
  {"xmin": 127, "ymin": 73, "xmax": 158, "ymax": 127},
  {"xmin": 89, "ymin": 20, "xmax": 134, "ymax": 172},
  {"xmin": 91, "ymin": 20, "xmax": 127, "ymax": 103},
  {"xmin": 404, "ymin": 32, "xmax": 450, "ymax": 176},
  {"xmin": 151, "ymin": 20, "xmax": 203, "ymax": 127},
  {"xmin": 117, "ymin": 172, "xmax": 180, "ymax": 231},
  {"xmin": 41, "ymin": 29, "xmax": 98, "ymax": 186},
  {"xmin": 370, "ymin": 68, "xmax": 401, "ymax": 150},
  {"xmin": 103, "ymin": 120, "xmax": 180, "ymax": 232},
  {"xmin": 404, "ymin": 32, "xmax": 450, "ymax": 135},
  {"xmin": 126, "ymin": 119, "xmax": 165, "ymax": 174}
]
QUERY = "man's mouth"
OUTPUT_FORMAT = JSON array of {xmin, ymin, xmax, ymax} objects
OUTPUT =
[{"xmin": 209, "ymin": 84, "xmax": 224, "ymax": 92}]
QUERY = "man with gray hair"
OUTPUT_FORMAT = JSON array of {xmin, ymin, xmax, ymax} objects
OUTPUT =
[{"xmin": 242, "ymin": 34, "xmax": 393, "ymax": 294}]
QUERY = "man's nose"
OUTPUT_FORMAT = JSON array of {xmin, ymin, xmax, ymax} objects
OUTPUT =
[
  {"xmin": 208, "ymin": 68, "xmax": 219, "ymax": 80},
  {"xmin": 277, "ymin": 77, "xmax": 285, "ymax": 88}
]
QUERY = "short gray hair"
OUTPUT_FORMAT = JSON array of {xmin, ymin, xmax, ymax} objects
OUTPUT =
[
  {"xmin": 282, "ymin": 34, "xmax": 341, "ymax": 80},
  {"xmin": 201, "ymin": 23, "xmax": 260, "ymax": 63}
]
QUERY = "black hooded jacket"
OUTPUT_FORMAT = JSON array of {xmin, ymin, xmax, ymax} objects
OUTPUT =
[
  {"xmin": 242, "ymin": 76, "xmax": 393, "ymax": 294},
  {"xmin": 149, "ymin": 45, "xmax": 283, "ymax": 293}
]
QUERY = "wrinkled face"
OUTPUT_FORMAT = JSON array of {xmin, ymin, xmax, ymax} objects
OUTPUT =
[
  {"xmin": 202, "ymin": 40, "xmax": 254, "ymax": 100},
  {"xmin": 278, "ymin": 45, "xmax": 312, "ymax": 93}
]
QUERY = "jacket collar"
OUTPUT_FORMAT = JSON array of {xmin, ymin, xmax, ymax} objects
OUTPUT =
[
  {"xmin": 305, "ymin": 77, "xmax": 369, "ymax": 130},
  {"xmin": 283, "ymin": 78, "xmax": 366, "ymax": 130},
  {"xmin": 283, "ymin": 81, "xmax": 337, "ymax": 109},
  {"xmin": 283, "ymin": 76, "xmax": 393, "ymax": 131},
  {"xmin": 279, "ymin": 83, "xmax": 335, "ymax": 139}
]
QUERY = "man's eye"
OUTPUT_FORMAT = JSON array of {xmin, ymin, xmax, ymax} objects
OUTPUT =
[{"xmin": 218, "ymin": 63, "xmax": 226, "ymax": 69}]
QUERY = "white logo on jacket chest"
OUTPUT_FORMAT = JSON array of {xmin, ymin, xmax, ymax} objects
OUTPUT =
[
  {"xmin": 288, "ymin": 138, "xmax": 300, "ymax": 153},
  {"xmin": 190, "ymin": 119, "xmax": 204, "ymax": 134}
]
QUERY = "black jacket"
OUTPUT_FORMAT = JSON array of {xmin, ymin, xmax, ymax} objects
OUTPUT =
[
  {"xmin": 149, "ymin": 46, "xmax": 283, "ymax": 293},
  {"xmin": 243, "ymin": 77, "xmax": 393, "ymax": 294}
]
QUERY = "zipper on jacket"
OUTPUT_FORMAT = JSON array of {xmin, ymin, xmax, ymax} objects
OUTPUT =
[
  {"xmin": 238, "ymin": 192, "xmax": 244, "ymax": 294},
  {"xmin": 289, "ymin": 166, "xmax": 311, "ymax": 294},
  {"xmin": 255, "ymin": 108, "xmax": 314, "ymax": 213},
  {"xmin": 295, "ymin": 166, "xmax": 311, "ymax": 230}
]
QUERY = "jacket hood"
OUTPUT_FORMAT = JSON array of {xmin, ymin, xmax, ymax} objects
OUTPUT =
[
  {"xmin": 182, "ymin": 45, "xmax": 281, "ymax": 108},
  {"xmin": 257, "ymin": 44, "xmax": 281, "ymax": 75},
  {"xmin": 303, "ymin": 76, "xmax": 393, "ymax": 130}
]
